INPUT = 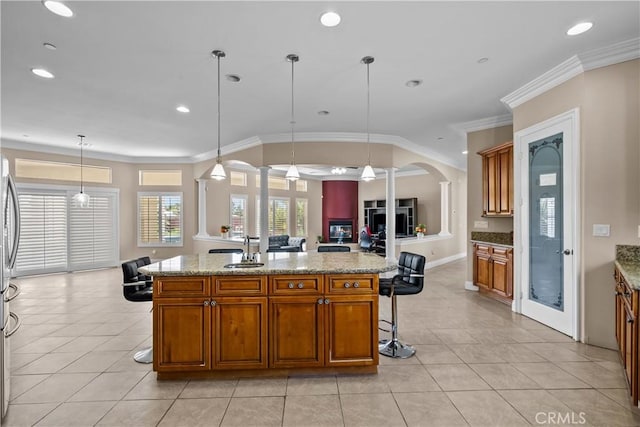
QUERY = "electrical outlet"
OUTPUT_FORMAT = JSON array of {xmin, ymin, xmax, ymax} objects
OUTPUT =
[{"xmin": 474, "ymin": 221, "xmax": 489, "ymax": 229}]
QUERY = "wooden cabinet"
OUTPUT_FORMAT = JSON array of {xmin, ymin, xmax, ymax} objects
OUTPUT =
[
  {"xmin": 154, "ymin": 273, "xmax": 379, "ymax": 377},
  {"xmin": 473, "ymin": 243, "xmax": 513, "ymax": 304},
  {"xmin": 478, "ymin": 141, "xmax": 513, "ymax": 217},
  {"xmin": 614, "ymin": 266, "xmax": 638, "ymax": 405}
]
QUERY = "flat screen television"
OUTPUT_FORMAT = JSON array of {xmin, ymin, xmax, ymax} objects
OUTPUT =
[{"xmin": 372, "ymin": 213, "xmax": 407, "ymax": 236}]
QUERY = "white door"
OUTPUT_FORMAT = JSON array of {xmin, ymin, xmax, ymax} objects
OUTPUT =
[{"xmin": 514, "ymin": 109, "xmax": 579, "ymax": 339}]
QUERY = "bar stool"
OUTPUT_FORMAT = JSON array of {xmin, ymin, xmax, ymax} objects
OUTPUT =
[
  {"xmin": 378, "ymin": 251, "xmax": 425, "ymax": 358},
  {"xmin": 122, "ymin": 258, "xmax": 153, "ymax": 363}
]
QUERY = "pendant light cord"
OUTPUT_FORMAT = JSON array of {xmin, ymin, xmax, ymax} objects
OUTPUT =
[
  {"xmin": 217, "ymin": 53, "xmax": 221, "ymax": 162},
  {"xmin": 79, "ymin": 135, "xmax": 84, "ymax": 193},
  {"xmin": 366, "ymin": 60, "xmax": 371, "ymax": 164},
  {"xmin": 290, "ymin": 56, "xmax": 295, "ymax": 165}
]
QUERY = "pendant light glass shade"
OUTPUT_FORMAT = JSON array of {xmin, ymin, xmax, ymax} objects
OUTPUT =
[
  {"xmin": 73, "ymin": 134, "xmax": 90, "ymax": 208},
  {"xmin": 210, "ymin": 50, "xmax": 226, "ymax": 180},
  {"xmin": 285, "ymin": 54, "xmax": 300, "ymax": 181},
  {"xmin": 361, "ymin": 56, "xmax": 376, "ymax": 181},
  {"xmin": 361, "ymin": 164, "xmax": 376, "ymax": 181}
]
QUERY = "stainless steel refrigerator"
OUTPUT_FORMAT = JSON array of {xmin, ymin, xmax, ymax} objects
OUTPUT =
[{"xmin": 1, "ymin": 155, "xmax": 21, "ymax": 419}]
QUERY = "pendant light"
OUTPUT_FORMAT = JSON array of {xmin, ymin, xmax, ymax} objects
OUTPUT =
[
  {"xmin": 285, "ymin": 53, "xmax": 300, "ymax": 181},
  {"xmin": 72, "ymin": 134, "xmax": 90, "ymax": 208},
  {"xmin": 210, "ymin": 49, "xmax": 227, "ymax": 180},
  {"xmin": 361, "ymin": 56, "xmax": 376, "ymax": 182}
]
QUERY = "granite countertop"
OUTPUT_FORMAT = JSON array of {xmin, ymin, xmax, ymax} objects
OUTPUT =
[
  {"xmin": 139, "ymin": 251, "xmax": 397, "ymax": 276},
  {"xmin": 470, "ymin": 231, "xmax": 514, "ymax": 247},
  {"xmin": 616, "ymin": 245, "xmax": 640, "ymax": 290}
]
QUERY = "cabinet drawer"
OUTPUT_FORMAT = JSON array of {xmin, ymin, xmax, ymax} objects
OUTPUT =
[
  {"xmin": 155, "ymin": 277, "xmax": 210, "ymax": 298},
  {"xmin": 269, "ymin": 275, "xmax": 323, "ymax": 295},
  {"xmin": 213, "ymin": 276, "xmax": 266, "ymax": 296},
  {"xmin": 326, "ymin": 274, "xmax": 376, "ymax": 294}
]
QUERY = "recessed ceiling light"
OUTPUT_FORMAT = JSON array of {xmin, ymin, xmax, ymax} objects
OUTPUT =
[
  {"xmin": 42, "ymin": 0, "xmax": 73, "ymax": 17},
  {"xmin": 567, "ymin": 22, "xmax": 593, "ymax": 36},
  {"xmin": 226, "ymin": 74, "xmax": 241, "ymax": 82},
  {"xmin": 320, "ymin": 11, "xmax": 341, "ymax": 27},
  {"xmin": 462, "ymin": 150, "xmax": 469, "ymax": 155},
  {"xmin": 31, "ymin": 68, "xmax": 54, "ymax": 79},
  {"xmin": 176, "ymin": 105, "xmax": 190, "ymax": 113},
  {"xmin": 437, "ymin": 137, "xmax": 444, "ymax": 141},
  {"xmin": 43, "ymin": 42, "xmax": 57, "ymax": 50},
  {"xmin": 318, "ymin": 110, "xmax": 330, "ymax": 116},
  {"xmin": 405, "ymin": 80, "xmax": 423, "ymax": 88},
  {"xmin": 477, "ymin": 57, "xmax": 489, "ymax": 64}
]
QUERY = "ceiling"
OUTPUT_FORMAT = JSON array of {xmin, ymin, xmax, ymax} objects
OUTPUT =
[{"xmin": 1, "ymin": 1, "xmax": 639, "ymax": 172}]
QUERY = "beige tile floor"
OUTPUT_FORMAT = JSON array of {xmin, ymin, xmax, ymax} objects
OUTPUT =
[{"xmin": 5, "ymin": 259, "xmax": 640, "ymax": 426}]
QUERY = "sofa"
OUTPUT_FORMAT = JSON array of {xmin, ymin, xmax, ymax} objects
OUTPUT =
[{"xmin": 267, "ymin": 235, "xmax": 306, "ymax": 252}]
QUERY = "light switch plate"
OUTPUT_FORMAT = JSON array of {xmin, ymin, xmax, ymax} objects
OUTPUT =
[
  {"xmin": 593, "ymin": 224, "xmax": 610, "ymax": 237},
  {"xmin": 474, "ymin": 221, "xmax": 489, "ymax": 229}
]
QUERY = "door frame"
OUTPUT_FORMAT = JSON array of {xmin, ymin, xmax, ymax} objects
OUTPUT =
[{"xmin": 513, "ymin": 108, "xmax": 581, "ymax": 341}]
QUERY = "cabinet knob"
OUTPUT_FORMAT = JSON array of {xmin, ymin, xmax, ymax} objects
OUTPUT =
[
  {"xmin": 317, "ymin": 298, "xmax": 324, "ymax": 305},
  {"xmin": 344, "ymin": 282, "xmax": 351, "ymax": 288},
  {"xmin": 211, "ymin": 300, "xmax": 217, "ymax": 306},
  {"xmin": 298, "ymin": 283, "xmax": 304, "ymax": 289},
  {"xmin": 353, "ymin": 282, "xmax": 360, "ymax": 288},
  {"xmin": 203, "ymin": 300, "xmax": 209, "ymax": 307},
  {"xmin": 288, "ymin": 282, "xmax": 294, "ymax": 289},
  {"xmin": 324, "ymin": 298, "xmax": 330, "ymax": 304},
  {"xmin": 628, "ymin": 317, "xmax": 634, "ymax": 324}
]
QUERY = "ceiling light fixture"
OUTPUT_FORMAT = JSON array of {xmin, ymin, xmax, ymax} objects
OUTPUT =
[
  {"xmin": 361, "ymin": 56, "xmax": 376, "ymax": 182},
  {"xmin": 43, "ymin": 42, "xmax": 57, "ymax": 50},
  {"xmin": 176, "ymin": 105, "xmax": 190, "ymax": 113},
  {"xmin": 210, "ymin": 50, "xmax": 227, "ymax": 181},
  {"xmin": 318, "ymin": 110, "xmax": 330, "ymax": 116},
  {"xmin": 226, "ymin": 74, "xmax": 241, "ymax": 83},
  {"xmin": 42, "ymin": 0, "xmax": 73, "ymax": 17},
  {"xmin": 567, "ymin": 22, "xmax": 593, "ymax": 36},
  {"xmin": 285, "ymin": 53, "xmax": 300, "ymax": 181},
  {"xmin": 320, "ymin": 11, "xmax": 341, "ymax": 27},
  {"xmin": 331, "ymin": 167, "xmax": 346, "ymax": 175},
  {"xmin": 405, "ymin": 79, "xmax": 422, "ymax": 87},
  {"xmin": 72, "ymin": 134, "xmax": 90, "ymax": 208},
  {"xmin": 31, "ymin": 68, "xmax": 54, "ymax": 79}
]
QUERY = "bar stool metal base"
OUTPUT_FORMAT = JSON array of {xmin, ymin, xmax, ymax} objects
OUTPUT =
[
  {"xmin": 378, "ymin": 339, "xmax": 416, "ymax": 359},
  {"xmin": 134, "ymin": 347, "xmax": 153, "ymax": 364}
]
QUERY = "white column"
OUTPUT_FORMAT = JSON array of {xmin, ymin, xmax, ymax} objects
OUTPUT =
[
  {"xmin": 439, "ymin": 181, "xmax": 452, "ymax": 236},
  {"xmin": 385, "ymin": 168, "xmax": 396, "ymax": 261},
  {"xmin": 259, "ymin": 166, "xmax": 270, "ymax": 254},
  {"xmin": 194, "ymin": 178, "xmax": 210, "ymax": 238}
]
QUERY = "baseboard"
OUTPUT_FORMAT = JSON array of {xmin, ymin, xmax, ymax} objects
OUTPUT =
[
  {"xmin": 425, "ymin": 252, "xmax": 466, "ymax": 270},
  {"xmin": 465, "ymin": 281, "xmax": 479, "ymax": 291}
]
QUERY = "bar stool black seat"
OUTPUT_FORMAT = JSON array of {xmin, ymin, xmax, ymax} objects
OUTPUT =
[
  {"xmin": 378, "ymin": 251, "xmax": 425, "ymax": 358},
  {"xmin": 122, "ymin": 257, "xmax": 153, "ymax": 363}
]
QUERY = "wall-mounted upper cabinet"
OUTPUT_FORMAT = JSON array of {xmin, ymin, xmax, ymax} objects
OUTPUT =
[{"xmin": 478, "ymin": 141, "xmax": 513, "ymax": 217}]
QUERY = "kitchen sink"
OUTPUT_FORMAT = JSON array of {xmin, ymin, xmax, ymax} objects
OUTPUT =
[{"xmin": 223, "ymin": 262, "xmax": 264, "ymax": 269}]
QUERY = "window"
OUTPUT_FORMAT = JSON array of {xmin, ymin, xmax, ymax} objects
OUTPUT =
[
  {"xmin": 255, "ymin": 175, "xmax": 290, "ymax": 190},
  {"xmin": 138, "ymin": 192, "xmax": 183, "ymax": 246},
  {"xmin": 539, "ymin": 196, "xmax": 556, "ymax": 238},
  {"xmin": 230, "ymin": 171, "xmax": 247, "ymax": 186},
  {"xmin": 139, "ymin": 170, "xmax": 182, "ymax": 186},
  {"xmin": 296, "ymin": 180, "xmax": 307, "ymax": 192},
  {"xmin": 15, "ymin": 158, "xmax": 111, "ymax": 184},
  {"xmin": 230, "ymin": 195, "xmax": 248, "ymax": 238},
  {"xmin": 14, "ymin": 185, "xmax": 119, "ymax": 276},
  {"xmin": 256, "ymin": 197, "xmax": 289, "ymax": 236},
  {"xmin": 295, "ymin": 198, "xmax": 307, "ymax": 236}
]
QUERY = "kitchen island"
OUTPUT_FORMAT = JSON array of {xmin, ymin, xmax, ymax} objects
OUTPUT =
[{"xmin": 139, "ymin": 251, "xmax": 396, "ymax": 379}]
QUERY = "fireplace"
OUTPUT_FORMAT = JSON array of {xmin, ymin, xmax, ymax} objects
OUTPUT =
[{"xmin": 328, "ymin": 220, "xmax": 353, "ymax": 243}]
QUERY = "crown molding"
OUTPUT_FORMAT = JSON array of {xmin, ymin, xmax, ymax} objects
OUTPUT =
[
  {"xmin": 501, "ymin": 37, "xmax": 640, "ymax": 109},
  {"xmin": 453, "ymin": 114, "xmax": 513, "ymax": 134},
  {"xmin": 579, "ymin": 37, "xmax": 640, "ymax": 71}
]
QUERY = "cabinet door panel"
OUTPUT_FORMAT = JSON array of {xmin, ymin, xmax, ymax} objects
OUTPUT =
[
  {"xmin": 473, "ymin": 245, "xmax": 492, "ymax": 290},
  {"xmin": 491, "ymin": 257, "xmax": 509, "ymax": 295},
  {"xmin": 213, "ymin": 297, "xmax": 267, "ymax": 369},
  {"xmin": 154, "ymin": 298, "xmax": 210, "ymax": 371},
  {"xmin": 326, "ymin": 295, "xmax": 378, "ymax": 366},
  {"xmin": 270, "ymin": 275, "xmax": 323, "ymax": 295},
  {"xmin": 214, "ymin": 276, "xmax": 266, "ymax": 296},
  {"xmin": 498, "ymin": 148, "xmax": 512, "ymax": 215},
  {"xmin": 326, "ymin": 274, "xmax": 376, "ymax": 294},
  {"xmin": 155, "ymin": 277, "xmax": 210, "ymax": 298},
  {"xmin": 485, "ymin": 153, "xmax": 498, "ymax": 215},
  {"xmin": 270, "ymin": 296, "xmax": 324, "ymax": 368}
]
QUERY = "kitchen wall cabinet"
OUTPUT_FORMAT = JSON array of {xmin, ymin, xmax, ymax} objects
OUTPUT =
[{"xmin": 478, "ymin": 141, "xmax": 513, "ymax": 217}]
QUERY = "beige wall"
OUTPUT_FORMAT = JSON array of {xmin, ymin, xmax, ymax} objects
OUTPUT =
[
  {"xmin": 0, "ymin": 147, "xmax": 196, "ymax": 262},
  {"xmin": 513, "ymin": 59, "xmax": 640, "ymax": 348},
  {"xmin": 465, "ymin": 125, "xmax": 514, "ymax": 281}
]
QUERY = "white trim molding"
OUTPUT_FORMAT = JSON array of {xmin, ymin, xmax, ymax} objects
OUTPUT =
[
  {"xmin": 502, "ymin": 37, "xmax": 640, "ymax": 109},
  {"xmin": 454, "ymin": 114, "xmax": 513, "ymax": 134},
  {"xmin": 465, "ymin": 281, "xmax": 479, "ymax": 291}
]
